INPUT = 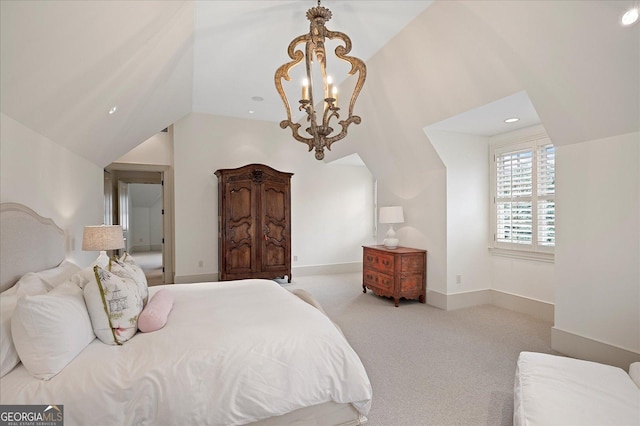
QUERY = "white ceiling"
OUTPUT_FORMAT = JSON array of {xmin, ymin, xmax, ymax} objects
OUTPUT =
[
  {"xmin": 1, "ymin": 1, "xmax": 637, "ymax": 168},
  {"xmin": 426, "ymin": 91, "xmax": 541, "ymax": 137},
  {"xmin": 0, "ymin": 0, "xmax": 432, "ymax": 168},
  {"xmin": 192, "ymin": 1, "xmax": 433, "ymax": 123}
]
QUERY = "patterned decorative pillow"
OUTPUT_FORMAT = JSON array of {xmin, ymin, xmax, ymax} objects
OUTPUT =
[
  {"xmin": 84, "ymin": 266, "xmax": 143, "ymax": 345},
  {"xmin": 118, "ymin": 252, "xmax": 149, "ymax": 306}
]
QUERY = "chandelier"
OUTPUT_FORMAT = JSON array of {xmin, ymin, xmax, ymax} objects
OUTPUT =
[{"xmin": 275, "ymin": 0, "xmax": 367, "ymax": 160}]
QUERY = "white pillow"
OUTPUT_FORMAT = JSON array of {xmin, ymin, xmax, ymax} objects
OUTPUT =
[
  {"xmin": 69, "ymin": 266, "xmax": 97, "ymax": 290},
  {"xmin": 0, "ymin": 290, "xmax": 19, "ymax": 378},
  {"xmin": 118, "ymin": 253, "xmax": 149, "ymax": 306},
  {"xmin": 11, "ymin": 281, "xmax": 95, "ymax": 380},
  {"xmin": 12, "ymin": 272, "xmax": 50, "ymax": 298},
  {"xmin": 36, "ymin": 260, "xmax": 81, "ymax": 289},
  {"xmin": 84, "ymin": 266, "xmax": 143, "ymax": 345},
  {"xmin": 0, "ymin": 273, "xmax": 50, "ymax": 378}
]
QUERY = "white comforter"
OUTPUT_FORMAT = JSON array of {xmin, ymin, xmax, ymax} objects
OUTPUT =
[{"xmin": 1, "ymin": 280, "xmax": 372, "ymax": 425}]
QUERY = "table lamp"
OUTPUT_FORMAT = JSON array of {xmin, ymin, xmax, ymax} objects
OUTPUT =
[
  {"xmin": 379, "ymin": 206, "xmax": 404, "ymax": 249},
  {"xmin": 82, "ymin": 225, "xmax": 125, "ymax": 267}
]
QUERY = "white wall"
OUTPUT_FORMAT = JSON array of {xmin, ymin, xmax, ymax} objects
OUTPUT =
[
  {"xmin": 0, "ymin": 113, "xmax": 104, "ymax": 267},
  {"xmin": 150, "ymin": 197, "xmax": 163, "ymax": 249},
  {"xmin": 116, "ymin": 130, "xmax": 173, "ymax": 166},
  {"xmin": 491, "ymin": 256, "xmax": 555, "ymax": 303},
  {"xmin": 131, "ymin": 196, "xmax": 163, "ymax": 252},
  {"xmin": 555, "ymin": 132, "xmax": 640, "ymax": 355},
  {"xmin": 427, "ymin": 129, "xmax": 492, "ymax": 296},
  {"xmin": 172, "ymin": 112, "xmax": 374, "ymax": 280},
  {"xmin": 131, "ymin": 207, "xmax": 150, "ymax": 251}
]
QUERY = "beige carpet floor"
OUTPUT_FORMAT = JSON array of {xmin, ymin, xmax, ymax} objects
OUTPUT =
[
  {"xmin": 130, "ymin": 250, "xmax": 163, "ymax": 286},
  {"xmin": 282, "ymin": 272, "xmax": 557, "ymax": 426}
]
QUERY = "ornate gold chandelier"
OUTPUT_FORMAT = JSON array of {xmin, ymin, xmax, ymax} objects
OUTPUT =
[{"xmin": 275, "ymin": 0, "xmax": 367, "ymax": 160}]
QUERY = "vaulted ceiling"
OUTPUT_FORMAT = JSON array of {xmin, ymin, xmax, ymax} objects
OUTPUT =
[
  {"xmin": 1, "ymin": 1, "xmax": 638, "ymax": 169},
  {"xmin": 1, "ymin": 0, "xmax": 431, "ymax": 167}
]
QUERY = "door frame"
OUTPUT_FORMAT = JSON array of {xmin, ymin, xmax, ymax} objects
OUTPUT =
[{"xmin": 105, "ymin": 163, "xmax": 174, "ymax": 284}]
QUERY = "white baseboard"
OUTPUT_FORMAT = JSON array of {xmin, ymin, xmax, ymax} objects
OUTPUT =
[
  {"xmin": 173, "ymin": 262, "xmax": 361, "ymax": 284},
  {"xmin": 292, "ymin": 262, "xmax": 362, "ymax": 277},
  {"xmin": 551, "ymin": 327, "xmax": 640, "ymax": 369},
  {"xmin": 425, "ymin": 288, "xmax": 554, "ymax": 323},
  {"xmin": 174, "ymin": 272, "xmax": 219, "ymax": 284},
  {"xmin": 491, "ymin": 290, "xmax": 554, "ymax": 322},
  {"xmin": 425, "ymin": 290, "xmax": 447, "ymax": 310},
  {"xmin": 448, "ymin": 289, "xmax": 493, "ymax": 310}
]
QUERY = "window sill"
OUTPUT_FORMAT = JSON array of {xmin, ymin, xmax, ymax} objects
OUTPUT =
[{"xmin": 489, "ymin": 247, "xmax": 554, "ymax": 263}]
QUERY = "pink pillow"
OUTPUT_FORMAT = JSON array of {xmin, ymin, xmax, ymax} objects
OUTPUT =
[{"xmin": 138, "ymin": 290, "xmax": 174, "ymax": 333}]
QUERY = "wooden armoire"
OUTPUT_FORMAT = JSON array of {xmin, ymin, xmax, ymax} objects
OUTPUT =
[{"xmin": 215, "ymin": 164, "xmax": 293, "ymax": 282}]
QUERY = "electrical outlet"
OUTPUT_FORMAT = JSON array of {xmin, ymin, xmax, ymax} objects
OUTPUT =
[
  {"xmin": 198, "ymin": 260, "xmax": 203, "ymax": 268},
  {"xmin": 456, "ymin": 274, "xmax": 462, "ymax": 284},
  {"xmin": 293, "ymin": 255, "xmax": 298, "ymax": 262}
]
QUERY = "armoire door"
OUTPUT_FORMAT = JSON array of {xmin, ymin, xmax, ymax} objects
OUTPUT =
[
  {"xmin": 223, "ymin": 177, "xmax": 256, "ymax": 276},
  {"xmin": 260, "ymin": 179, "xmax": 290, "ymax": 274}
]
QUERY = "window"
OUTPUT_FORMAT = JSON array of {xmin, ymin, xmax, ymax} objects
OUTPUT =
[{"xmin": 491, "ymin": 135, "xmax": 555, "ymax": 256}]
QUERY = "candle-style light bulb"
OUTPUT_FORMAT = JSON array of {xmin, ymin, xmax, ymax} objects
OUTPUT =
[
  {"xmin": 326, "ymin": 76, "xmax": 333, "ymax": 100},
  {"xmin": 332, "ymin": 86, "xmax": 338, "ymax": 106},
  {"xmin": 302, "ymin": 78, "xmax": 310, "ymax": 101}
]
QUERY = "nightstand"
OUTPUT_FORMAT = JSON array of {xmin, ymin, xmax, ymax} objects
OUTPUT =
[{"xmin": 362, "ymin": 245, "xmax": 427, "ymax": 307}]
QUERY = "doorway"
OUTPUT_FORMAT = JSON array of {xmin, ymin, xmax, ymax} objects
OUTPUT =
[
  {"xmin": 104, "ymin": 165, "xmax": 174, "ymax": 285},
  {"xmin": 126, "ymin": 183, "xmax": 163, "ymax": 285}
]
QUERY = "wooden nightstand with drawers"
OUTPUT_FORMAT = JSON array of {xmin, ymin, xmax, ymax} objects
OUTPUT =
[{"xmin": 362, "ymin": 245, "xmax": 427, "ymax": 307}]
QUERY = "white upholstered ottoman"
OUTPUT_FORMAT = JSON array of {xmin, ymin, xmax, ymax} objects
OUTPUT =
[{"xmin": 514, "ymin": 351, "xmax": 640, "ymax": 425}]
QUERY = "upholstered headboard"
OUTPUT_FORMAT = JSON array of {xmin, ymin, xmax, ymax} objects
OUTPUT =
[{"xmin": 0, "ymin": 203, "xmax": 65, "ymax": 292}]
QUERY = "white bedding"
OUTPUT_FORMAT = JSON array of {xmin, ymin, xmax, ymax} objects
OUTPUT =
[
  {"xmin": 514, "ymin": 351, "xmax": 640, "ymax": 426},
  {"xmin": 1, "ymin": 279, "xmax": 372, "ymax": 425}
]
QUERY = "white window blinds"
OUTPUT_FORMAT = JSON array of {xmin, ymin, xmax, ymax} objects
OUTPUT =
[
  {"xmin": 537, "ymin": 143, "xmax": 555, "ymax": 247},
  {"xmin": 492, "ymin": 138, "xmax": 555, "ymax": 252}
]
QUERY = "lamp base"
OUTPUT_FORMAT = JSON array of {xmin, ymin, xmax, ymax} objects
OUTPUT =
[
  {"xmin": 383, "ymin": 238, "xmax": 399, "ymax": 249},
  {"xmin": 94, "ymin": 251, "xmax": 111, "ymax": 268},
  {"xmin": 383, "ymin": 224, "xmax": 400, "ymax": 249}
]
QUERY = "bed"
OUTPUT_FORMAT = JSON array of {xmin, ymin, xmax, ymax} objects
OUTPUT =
[
  {"xmin": 514, "ymin": 351, "xmax": 640, "ymax": 426},
  {"xmin": 0, "ymin": 203, "xmax": 372, "ymax": 425}
]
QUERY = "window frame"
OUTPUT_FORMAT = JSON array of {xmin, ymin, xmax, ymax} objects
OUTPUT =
[{"xmin": 489, "ymin": 127, "xmax": 555, "ymax": 262}]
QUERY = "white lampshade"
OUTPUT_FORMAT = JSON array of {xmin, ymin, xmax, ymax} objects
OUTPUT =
[
  {"xmin": 379, "ymin": 206, "xmax": 404, "ymax": 224},
  {"xmin": 82, "ymin": 225, "xmax": 125, "ymax": 251}
]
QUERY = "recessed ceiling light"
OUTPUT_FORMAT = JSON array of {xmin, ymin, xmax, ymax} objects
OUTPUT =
[
  {"xmin": 108, "ymin": 106, "xmax": 117, "ymax": 115},
  {"xmin": 622, "ymin": 7, "xmax": 639, "ymax": 26},
  {"xmin": 251, "ymin": 96, "xmax": 264, "ymax": 102},
  {"xmin": 504, "ymin": 117, "xmax": 520, "ymax": 123},
  {"xmin": 249, "ymin": 110, "xmax": 255, "ymax": 114}
]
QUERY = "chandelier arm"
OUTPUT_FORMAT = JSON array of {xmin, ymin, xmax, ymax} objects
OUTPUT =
[
  {"xmin": 324, "ymin": 116, "xmax": 361, "ymax": 150},
  {"xmin": 274, "ymin": 34, "xmax": 311, "ymax": 122},
  {"xmin": 322, "ymin": 104, "xmax": 338, "ymax": 127},
  {"xmin": 326, "ymin": 30, "xmax": 367, "ymax": 117},
  {"xmin": 305, "ymin": 40, "xmax": 320, "ymax": 142},
  {"xmin": 279, "ymin": 120, "xmax": 314, "ymax": 151}
]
